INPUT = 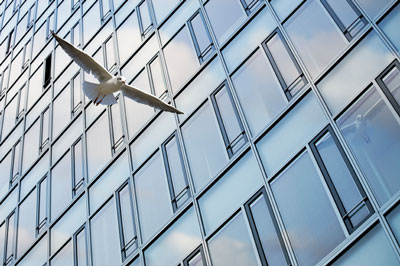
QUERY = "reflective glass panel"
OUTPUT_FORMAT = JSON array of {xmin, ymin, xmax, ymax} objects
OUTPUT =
[
  {"xmin": 51, "ymin": 152, "xmax": 72, "ymax": 221},
  {"xmin": 337, "ymin": 86, "xmax": 400, "ymax": 206},
  {"xmin": 381, "ymin": 65, "xmax": 400, "ymax": 104},
  {"xmin": 51, "ymin": 241, "xmax": 73, "ymax": 266},
  {"xmin": 380, "ymin": 4, "xmax": 400, "ymax": 52},
  {"xmin": 357, "ymin": 0, "xmax": 395, "ymax": 19}
]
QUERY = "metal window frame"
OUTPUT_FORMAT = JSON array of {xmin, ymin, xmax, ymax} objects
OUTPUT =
[
  {"xmin": 115, "ymin": 180, "xmax": 138, "ymax": 261},
  {"xmin": 262, "ymin": 28, "xmax": 307, "ymax": 101},
  {"xmin": 39, "ymin": 106, "xmax": 50, "ymax": 152},
  {"xmin": 161, "ymin": 132, "xmax": 191, "ymax": 212},
  {"xmin": 71, "ymin": 136, "xmax": 85, "ymax": 196},
  {"xmin": 376, "ymin": 60, "xmax": 400, "ymax": 117},
  {"xmin": 210, "ymin": 81, "xmax": 248, "ymax": 158},
  {"xmin": 109, "ymin": 96, "xmax": 125, "ymax": 153},
  {"xmin": 146, "ymin": 53, "xmax": 168, "ymax": 100},
  {"xmin": 5, "ymin": 30, "xmax": 13, "ymax": 55},
  {"xmin": 71, "ymin": 71, "xmax": 82, "ymax": 116},
  {"xmin": 16, "ymin": 83, "xmax": 26, "ymax": 119},
  {"xmin": 320, "ymin": 0, "xmax": 367, "ymax": 42},
  {"xmin": 100, "ymin": 0, "xmax": 111, "ymax": 21},
  {"xmin": 73, "ymin": 224, "xmax": 88, "ymax": 266},
  {"xmin": 244, "ymin": 187, "xmax": 291, "ymax": 266},
  {"xmin": 27, "ymin": 3, "xmax": 35, "ymax": 28},
  {"xmin": 182, "ymin": 245, "xmax": 206, "ymax": 266},
  {"xmin": 46, "ymin": 12, "xmax": 55, "ymax": 39},
  {"xmin": 137, "ymin": 0, "xmax": 153, "ymax": 40},
  {"xmin": 22, "ymin": 39, "xmax": 31, "ymax": 68},
  {"xmin": 71, "ymin": 22, "xmax": 80, "ymax": 47},
  {"xmin": 3, "ymin": 210, "xmax": 16, "ymax": 266},
  {"xmin": 103, "ymin": 35, "xmax": 116, "ymax": 72},
  {"xmin": 187, "ymin": 10, "xmax": 214, "ymax": 64},
  {"xmin": 9, "ymin": 139, "xmax": 21, "ymax": 186},
  {"xmin": 309, "ymin": 125, "xmax": 374, "ymax": 233},
  {"xmin": 240, "ymin": 0, "xmax": 261, "ymax": 15},
  {"xmin": 35, "ymin": 174, "xmax": 48, "ymax": 236}
]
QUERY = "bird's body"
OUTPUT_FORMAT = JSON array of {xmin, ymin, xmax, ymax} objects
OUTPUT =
[{"xmin": 51, "ymin": 31, "xmax": 183, "ymax": 114}]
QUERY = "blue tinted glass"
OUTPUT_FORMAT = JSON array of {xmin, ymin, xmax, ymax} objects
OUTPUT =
[
  {"xmin": 337, "ymin": 86, "xmax": 400, "ymax": 206},
  {"xmin": 381, "ymin": 65, "xmax": 400, "ymax": 104},
  {"xmin": 380, "ymin": 4, "xmax": 400, "ymax": 52},
  {"xmin": 357, "ymin": 0, "xmax": 395, "ymax": 19},
  {"xmin": 270, "ymin": 0, "xmax": 303, "ymax": 21}
]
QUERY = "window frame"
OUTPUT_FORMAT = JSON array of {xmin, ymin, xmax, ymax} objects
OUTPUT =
[
  {"xmin": 262, "ymin": 29, "xmax": 307, "ymax": 100},
  {"xmin": 137, "ymin": 0, "xmax": 153, "ymax": 39},
  {"xmin": 187, "ymin": 10, "xmax": 215, "ymax": 64},
  {"xmin": 182, "ymin": 245, "xmax": 207, "ymax": 266},
  {"xmin": 71, "ymin": 136, "xmax": 85, "ymax": 195},
  {"xmin": 376, "ymin": 60, "xmax": 400, "ymax": 117},
  {"xmin": 161, "ymin": 132, "xmax": 191, "ymax": 212},
  {"xmin": 35, "ymin": 174, "xmax": 48, "ymax": 236},
  {"xmin": 210, "ymin": 81, "xmax": 248, "ymax": 158},
  {"xmin": 3, "ymin": 210, "xmax": 16, "ymax": 266},
  {"xmin": 147, "ymin": 53, "xmax": 168, "ymax": 100},
  {"xmin": 109, "ymin": 96, "xmax": 125, "ymax": 153},
  {"xmin": 43, "ymin": 53, "xmax": 52, "ymax": 89},
  {"xmin": 320, "ymin": 0, "xmax": 367, "ymax": 42},
  {"xmin": 115, "ymin": 180, "xmax": 138, "ymax": 261},
  {"xmin": 9, "ymin": 139, "xmax": 21, "ymax": 186},
  {"xmin": 73, "ymin": 224, "xmax": 88, "ymax": 266},
  {"xmin": 309, "ymin": 125, "xmax": 374, "ymax": 233},
  {"xmin": 39, "ymin": 106, "xmax": 50, "ymax": 152},
  {"xmin": 239, "ymin": 0, "xmax": 261, "ymax": 15}
]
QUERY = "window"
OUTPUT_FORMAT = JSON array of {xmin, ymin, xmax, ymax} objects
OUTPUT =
[
  {"xmin": 182, "ymin": 101, "xmax": 229, "ymax": 191},
  {"xmin": 27, "ymin": 3, "xmax": 35, "ymax": 27},
  {"xmin": 337, "ymin": 85, "xmax": 400, "ymax": 206},
  {"xmin": 284, "ymin": 0, "xmax": 347, "ymax": 78},
  {"xmin": 187, "ymin": 11, "xmax": 214, "ymax": 63},
  {"xmin": 116, "ymin": 182, "xmax": 137, "ymax": 260},
  {"xmin": 36, "ymin": 176, "xmax": 47, "ymax": 235},
  {"xmin": 17, "ymin": 84, "xmax": 26, "ymax": 119},
  {"xmin": 51, "ymin": 151, "xmax": 72, "ymax": 221},
  {"xmin": 244, "ymin": 189, "xmax": 290, "ymax": 266},
  {"xmin": 100, "ymin": 0, "xmax": 111, "ymax": 20},
  {"xmin": 376, "ymin": 60, "xmax": 400, "ymax": 116},
  {"xmin": 204, "ymin": 0, "xmax": 246, "ymax": 44},
  {"xmin": 10, "ymin": 140, "xmax": 21, "ymax": 186},
  {"xmin": 72, "ymin": 0, "xmax": 79, "ymax": 10},
  {"xmin": 104, "ymin": 36, "xmax": 116, "ymax": 71},
  {"xmin": 379, "ymin": 4, "xmax": 400, "ymax": 53},
  {"xmin": 182, "ymin": 246, "xmax": 206, "ymax": 266},
  {"xmin": 162, "ymin": 133, "xmax": 190, "ymax": 211},
  {"xmin": 271, "ymin": 151, "xmax": 345, "ymax": 265},
  {"xmin": 1, "ymin": 67, "xmax": 9, "ymax": 94},
  {"xmin": 71, "ymin": 22, "xmax": 80, "ymax": 47},
  {"xmin": 51, "ymin": 240, "xmax": 73, "ymax": 265},
  {"xmin": 72, "ymin": 72, "xmax": 82, "ymax": 113},
  {"xmin": 72, "ymin": 138, "xmax": 84, "ymax": 195},
  {"xmin": 43, "ymin": 54, "xmax": 52, "ymax": 88},
  {"xmin": 137, "ymin": 0, "xmax": 153, "ymax": 38},
  {"xmin": 6, "ymin": 30, "xmax": 13, "ymax": 54},
  {"xmin": 110, "ymin": 99, "xmax": 124, "ymax": 152},
  {"xmin": 356, "ymin": 0, "xmax": 395, "ymax": 19},
  {"xmin": 320, "ymin": 0, "xmax": 367, "ymax": 41},
  {"xmin": 208, "ymin": 212, "xmax": 261, "ymax": 266},
  {"xmin": 74, "ymin": 226, "xmax": 88, "ymax": 266},
  {"xmin": 263, "ymin": 29, "xmax": 307, "ymax": 99},
  {"xmin": 240, "ymin": 0, "xmax": 261, "ymax": 14},
  {"xmin": 22, "ymin": 39, "xmax": 31, "ymax": 67},
  {"xmin": 46, "ymin": 12, "xmax": 55, "ymax": 38},
  {"xmin": 148, "ymin": 54, "xmax": 167, "ymax": 99},
  {"xmin": 2, "ymin": 211, "xmax": 16, "ymax": 265},
  {"xmin": 40, "ymin": 107, "xmax": 50, "ymax": 151},
  {"xmin": 231, "ymin": 49, "xmax": 287, "ymax": 136},
  {"xmin": 310, "ymin": 126, "xmax": 374, "ymax": 232},
  {"xmin": 211, "ymin": 82, "xmax": 247, "ymax": 157}
]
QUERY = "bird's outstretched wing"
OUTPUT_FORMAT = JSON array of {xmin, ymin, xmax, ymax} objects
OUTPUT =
[
  {"xmin": 51, "ymin": 31, "xmax": 112, "ymax": 82},
  {"xmin": 122, "ymin": 84, "xmax": 183, "ymax": 114}
]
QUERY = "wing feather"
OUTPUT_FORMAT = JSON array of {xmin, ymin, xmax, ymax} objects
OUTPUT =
[
  {"xmin": 122, "ymin": 84, "xmax": 183, "ymax": 114},
  {"xmin": 51, "ymin": 31, "xmax": 112, "ymax": 82}
]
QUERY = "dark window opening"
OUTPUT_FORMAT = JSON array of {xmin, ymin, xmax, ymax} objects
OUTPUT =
[
  {"xmin": 6, "ymin": 30, "xmax": 13, "ymax": 54},
  {"xmin": 263, "ymin": 29, "xmax": 307, "ymax": 100},
  {"xmin": 211, "ymin": 82, "xmax": 247, "ymax": 158},
  {"xmin": 43, "ymin": 54, "xmax": 52, "ymax": 88},
  {"xmin": 309, "ymin": 125, "xmax": 374, "ymax": 233}
]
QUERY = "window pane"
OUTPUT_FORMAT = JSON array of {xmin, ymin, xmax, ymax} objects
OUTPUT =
[
  {"xmin": 116, "ymin": 11, "xmax": 142, "ymax": 64},
  {"xmin": 381, "ymin": 65, "xmax": 400, "ymax": 104},
  {"xmin": 149, "ymin": 56, "xmax": 166, "ymax": 98},
  {"xmin": 284, "ymin": 0, "xmax": 347, "ymax": 78},
  {"xmin": 0, "ymin": 223, "xmax": 5, "ymax": 264},
  {"xmin": 314, "ymin": 131, "xmax": 370, "ymax": 227},
  {"xmin": 118, "ymin": 184, "xmax": 137, "ymax": 256},
  {"xmin": 6, "ymin": 213, "xmax": 15, "ymax": 261},
  {"xmin": 86, "ymin": 112, "xmax": 111, "ymax": 180},
  {"xmin": 17, "ymin": 191, "xmax": 37, "ymax": 258},
  {"xmin": 105, "ymin": 37, "xmax": 116, "ymax": 70},
  {"xmin": 139, "ymin": 1, "xmax": 152, "ymax": 36},
  {"xmin": 357, "ymin": 0, "xmax": 395, "ymax": 19},
  {"xmin": 182, "ymin": 102, "xmax": 228, "ymax": 191},
  {"xmin": 187, "ymin": 251, "xmax": 205, "ymax": 266},
  {"xmin": 326, "ymin": 0, "xmax": 364, "ymax": 31},
  {"xmin": 271, "ymin": 152, "xmax": 345, "ymax": 265},
  {"xmin": 208, "ymin": 212, "xmax": 260, "ymax": 266},
  {"xmin": 41, "ymin": 108, "xmax": 50, "ymax": 148},
  {"xmin": 204, "ymin": 0, "xmax": 245, "ymax": 44},
  {"xmin": 51, "ymin": 241, "xmax": 73, "ymax": 266},
  {"xmin": 152, "ymin": 0, "xmax": 179, "ymax": 23},
  {"xmin": 190, "ymin": 12, "xmax": 213, "ymax": 60},
  {"xmin": 165, "ymin": 135, "xmax": 189, "ymax": 208},
  {"xmin": 232, "ymin": 49, "xmax": 287, "ymax": 136},
  {"xmin": 51, "ymin": 152, "xmax": 72, "ymax": 221},
  {"xmin": 22, "ymin": 119, "xmax": 40, "ymax": 173},
  {"xmin": 332, "ymin": 225, "xmax": 399, "ymax": 265},
  {"xmin": 270, "ymin": 0, "xmax": 304, "ymax": 21},
  {"xmin": 76, "ymin": 228, "xmax": 88, "ymax": 266},
  {"xmin": 0, "ymin": 152, "xmax": 12, "ymax": 198},
  {"xmin": 73, "ymin": 139, "xmax": 84, "ymax": 192},
  {"xmin": 164, "ymin": 26, "xmax": 200, "ymax": 93},
  {"xmin": 380, "ymin": 4, "xmax": 400, "ymax": 53},
  {"xmin": 91, "ymin": 199, "xmax": 121, "ymax": 265},
  {"xmin": 135, "ymin": 152, "xmax": 173, "ymax": 241},
  {"xmin": 214, "ymin": 84, "xmax": 246, "ymax": 154},
  {"xmin": 248, "ymin": 194, "xmax": 287, "ymax": 266},
  {"xmin": 38, "ymin": 178, "xmax": 47, "ymax": 229},
  {"xmin": 111, "ymin": 101, "xmax": 124, "ymax": 148},
  {"xmin": 2, "ymin": 96, "xmax": 18, "ymax": 137},
  {"xmin": 337, "ymin": 86, "xmax": 400, "ymax": 206}
]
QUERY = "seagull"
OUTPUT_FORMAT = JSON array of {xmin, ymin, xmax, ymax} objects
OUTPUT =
[{"xmin": 51, "ymin": 31, "xmax": 183, "ymax": 114}]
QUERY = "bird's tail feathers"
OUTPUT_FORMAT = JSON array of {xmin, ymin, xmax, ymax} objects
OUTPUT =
[{"xmin": 82, "ymin": 81, "xmax": 100, "ymax": 101}]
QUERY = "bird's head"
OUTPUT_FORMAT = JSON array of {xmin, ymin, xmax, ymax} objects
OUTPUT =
[{"xmin": 116, "ymin": 76, "xmax": 126, "ymax": 85}]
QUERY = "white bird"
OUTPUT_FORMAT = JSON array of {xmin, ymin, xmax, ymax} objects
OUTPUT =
[{"xmin": 51, "ymin": 31, "xmax": 183, "ymax": 114}]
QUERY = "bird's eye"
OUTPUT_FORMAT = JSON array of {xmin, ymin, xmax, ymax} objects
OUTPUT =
[{"xmin": 117, "ymin": 77, "xmax": 121, "ymax": 80}]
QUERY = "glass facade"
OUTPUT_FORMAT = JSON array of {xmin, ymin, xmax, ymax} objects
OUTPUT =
[{"xmin": 0, "ymin": 0, "xmax": 400, "ymax": 265}]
